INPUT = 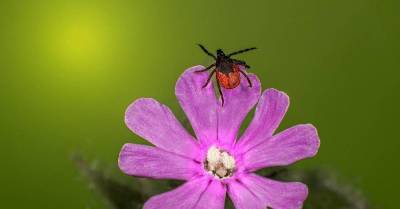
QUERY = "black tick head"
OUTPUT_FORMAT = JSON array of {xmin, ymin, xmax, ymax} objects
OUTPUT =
[{"xmin": 216, "ymin": 49, "xmax": 225, "ymax": 58}]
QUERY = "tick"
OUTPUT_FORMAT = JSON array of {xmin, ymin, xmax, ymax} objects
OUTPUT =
[{"xmin": 196, "ymin": 44, "xmax": 257, "ymax": 105}]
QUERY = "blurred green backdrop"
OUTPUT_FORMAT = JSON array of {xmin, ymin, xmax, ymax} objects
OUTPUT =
[{"xmin": 1, "ymin": 0, "xmax": 399, "ymax": 208}]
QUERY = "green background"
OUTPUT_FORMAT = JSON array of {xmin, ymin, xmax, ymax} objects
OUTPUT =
[{"xmin": 1, "ymin": 0, "xmax": 399, "ymax": 208}]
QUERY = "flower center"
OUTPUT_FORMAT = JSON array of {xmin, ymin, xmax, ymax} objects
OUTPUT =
[{"xmin": 204, "ymin": 146, "xmax": 235, "ymax": 179}]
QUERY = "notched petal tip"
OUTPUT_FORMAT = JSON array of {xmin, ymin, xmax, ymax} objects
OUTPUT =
[
  {"xmin": 124, "ymin": 98, "xmax": 199, "ymax": 157},
  {"xmin": 263, "ymin": 88, "xmax": 290, "ymax": 111},
  {"xmin": 117, "ymin": 143, "xmax": 134, "ymax": 175},
  {"xmin": 124, "ymin": 98, "xmax": 155, "ymax": 128},
  {"xmin": 287, "ymin": 182, "xmax": 309, "ymax": 209},
  {"xmin": 240, "ymin": 123, "xmax": 321, "ymax": 171},
  {"xmin": 236, "ymin": 88, "xmax": 290, "ymax": 152},
  {"xmin": 293, "ymin": 181, "xmax": 309, "ymax": 202},
  {"xmin": 175, "ymin": 65, "xmax": 208, "ymax": 91},
  {"xmin": 241, "ymin": 73, "xmax": 261, "ymax": 94},
  {"xmin": 302, "ymin": 123, "xmax": 321, "ymax": 158},
  {"xmin": 281, "ymin": 181, "xmax": 309, "ymax": 209},
  {"xmin": 265, "ymin": 87, "xmax": 290, "ymax": 100}
]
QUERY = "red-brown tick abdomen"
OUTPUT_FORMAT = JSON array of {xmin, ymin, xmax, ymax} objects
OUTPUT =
[{"xmin": 216, "ymin": 67, "xmax": 241, "ymax": 89}]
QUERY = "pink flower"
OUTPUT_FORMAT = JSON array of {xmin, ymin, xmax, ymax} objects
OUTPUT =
[{"xmin": 118, "ymin": 66, "xmax": 320, "ymax": 209}]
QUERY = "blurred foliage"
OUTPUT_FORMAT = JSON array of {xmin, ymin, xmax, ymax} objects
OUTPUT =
[
  {"xmin": 258, "ymin": 168, "xmax": 373, "ymax": 209},
  {"xmin": 75, "ymin": 156, "xmax": 374, "ymax": 209}
]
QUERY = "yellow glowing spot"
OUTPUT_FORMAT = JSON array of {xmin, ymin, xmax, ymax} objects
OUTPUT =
[
  {"xmin": 61, "ymin": 21, "xmax": 99, "ymax": 59},
  {"xmin": 50, "ymin": 10, "xmax": 112, "ymax": 66}
]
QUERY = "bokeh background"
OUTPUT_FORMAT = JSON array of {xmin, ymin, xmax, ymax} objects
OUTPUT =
[{"xmin": 1, "ymin": 0, "xmax": 399, "ymax": 208}]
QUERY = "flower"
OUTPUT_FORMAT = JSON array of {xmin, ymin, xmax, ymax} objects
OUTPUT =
[{"xmin": 118, "ymin": 66, "xmax": 320, "ymax": 209}]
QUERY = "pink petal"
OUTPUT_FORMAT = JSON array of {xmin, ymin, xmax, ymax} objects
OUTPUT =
[
  {"xmin": 240, "ymin": 124, "xmax": 320, "ymax": 171},
  {"xmin": 125, "ymin": 98, "xmax": 199, "ymax": 158},
  {"xmin": 217, "ymin": 74, "xmax": 261, "ymax": 146},
  {"xmin": 118, "ymin": 143, "xmax": 200, "ymax": 180},
  {"xmin": 175, "ymin": 66, "xmax": 218, "ymax": 146},
  {"xmin": 236, "ymin": 88, "xmax": 289, "ymax": 153},
  {"xmin": 144, "ymin": 177, "xmax": 226, "ymax": 209},
  {"xmin": 240, "ymin": 174, "xmax": 308, "ymax": 209},
  {"xmin": 195, "ymin": 179, "xmax": 226, "ymax": 209},
  {"xmin": 227, "ymin": 179, "xmax": 264, "ymax": 209}
]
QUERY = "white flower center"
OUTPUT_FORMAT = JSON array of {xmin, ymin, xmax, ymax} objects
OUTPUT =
[{"xmin": 204, "ymin": 146, "xmax": 235, "ymax": 179}]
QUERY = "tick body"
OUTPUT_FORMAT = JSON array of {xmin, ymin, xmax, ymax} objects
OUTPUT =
[
  {"xmin": 216, "ymin": 65, "xmax": 240, "ymax": 89},
  {"xmin": 196, "ymin": 44, "xmax": 256, "ymax": 105}
]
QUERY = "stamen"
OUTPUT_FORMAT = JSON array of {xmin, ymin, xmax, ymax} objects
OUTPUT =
[{"xmin": 204, "ymin": 146, "xmax": 235, "ymax": 179}]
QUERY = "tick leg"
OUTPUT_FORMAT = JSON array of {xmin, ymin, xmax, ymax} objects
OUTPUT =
[
  {"xmin": 239, "ymin": 69, "xmax": 252, "ymax": 87},
  {"xmin": 195, "ymin": 63, "xmax": 215, "ymax": 73},
  {"xmin": 232, "ymin": 59, "xmax": 251, "ymax": 69},
  {"xmin": 216, "ymin": 80, "xmax": 225, "ymax": 106},
  {"xmin": 202, "ymin": 69, "xmax": 216, "ymax": 88},
  {"xmin": 197, "ymin": 44, "xmax": 216, "ymax": 60},
  {"xmin": 227, "ymin": 47, "xmax": 257, "ymax": 57}
]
